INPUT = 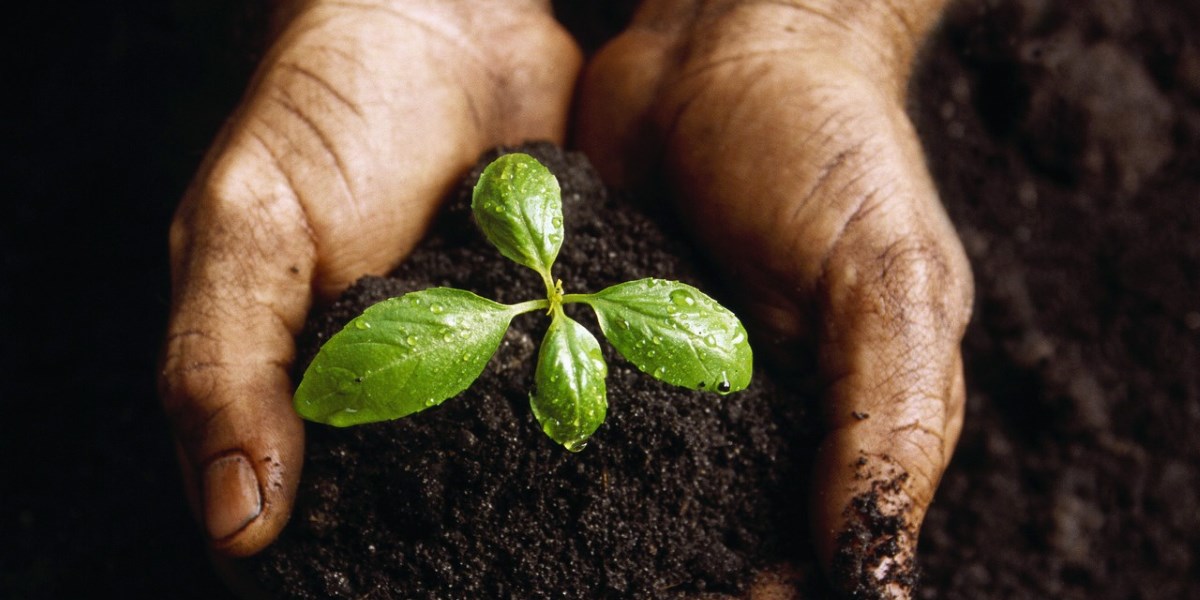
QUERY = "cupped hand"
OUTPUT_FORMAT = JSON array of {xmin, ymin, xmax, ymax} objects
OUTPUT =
[
  {"xmin": 576, "ymin": 1, "xmax": 972, "ymax": 596},
  {"xmin": 160, "ymin": 0, "xmax": 580, "ymax": 556}
]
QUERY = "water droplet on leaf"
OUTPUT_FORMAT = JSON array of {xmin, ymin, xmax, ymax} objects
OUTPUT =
[{"xmin": 670, "ymin": 289, "xmax": 696, "ymax": 307}]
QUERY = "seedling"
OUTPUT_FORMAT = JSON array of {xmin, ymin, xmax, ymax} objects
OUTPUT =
[{"xmin": 294, "ymin": 153, "xmax": 752, "ymax": 451}]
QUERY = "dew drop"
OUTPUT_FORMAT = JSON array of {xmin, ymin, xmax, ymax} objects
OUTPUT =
[
  {"xmin": 647, "ymin": 350, "xmax": 656, "ymax": 357},
  {"xmin": 551, "ymin": 217, "xmax": 563, "ymax": 228},
  {"xmin": 406, "ymin": 335, "xmax": 418, "ymax": 346},
  {"xmin": 619, "ymin": 320, "xmax": 630, "ymax": 330},
  {"xmin": 655, "ymin": 366, "xmax": 667, "ymax": 377},
  {"xmin": 704, "ymin": 334, "xmax": 718, "ymax": 347},
  {"xmin": 443, "ymin": 333, "xmax": 454, "ymax": 342},
  {"xmin": 564, "ymin": 439, "xmax": 588, "ymax": 453},
  {"xmin": 670, "ymin": 289, "xmax": 695, "ymax": 308},
  {"xmin": 424, "ymin": 398, "xmax": 436, "ymax": 407},
  {"xmin": 731, "ymin": 331, "xmax": 746, "ymax": 344},
  {"xmin": 354, "ymin": 320, "xmax": 370, "ymax": 330},
  {"xmin": 494, "ymin": 205, "xmax": 505, "ymax": 213},
  {"xmin": 430, "ymin": 304, "xmax": 445, "ymax": 314}
]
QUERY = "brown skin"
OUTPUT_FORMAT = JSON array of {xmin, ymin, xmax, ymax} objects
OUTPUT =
[{"xmin": 162, "ymin": 0, "xmax": 970, "ymax": 597}]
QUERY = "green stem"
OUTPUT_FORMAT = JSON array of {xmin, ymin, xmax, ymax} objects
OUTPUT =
[
  {"xmin": 560, "ymin": 293, "xmax": 593, "ymax": 305},
  {"xmin": 508, "ymin": 298, "xmax": 551, "ymax": 315}
]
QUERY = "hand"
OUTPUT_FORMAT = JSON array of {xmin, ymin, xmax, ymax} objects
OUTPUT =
[
  {"xmin": 160, "ymin": 0, "xmax": 580, "ymax": 556},
  {"xmin": 576, "ymin": 1, "xmax": 972, "ymax": 597}
]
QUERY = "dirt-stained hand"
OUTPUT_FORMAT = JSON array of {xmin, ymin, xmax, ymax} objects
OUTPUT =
[
  {"xmin": 160, "ymin": 0, "xmax": 579, "ymax": 556},
  {"xmin": 576, "ymin": 1, "xmax": 972, "ymax": 597}
]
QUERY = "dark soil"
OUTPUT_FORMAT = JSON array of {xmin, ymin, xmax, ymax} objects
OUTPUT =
[
  {"xmin": 4, "ymin": 0, "xmax": 1199, "ymax": 598},
  {"xmin": 251, "ymin": 143, "xmax": 824, "ymax": 598},
  {"xmin": 911, "ymin": 1, "xmax": 1200, "ymax": 597}
]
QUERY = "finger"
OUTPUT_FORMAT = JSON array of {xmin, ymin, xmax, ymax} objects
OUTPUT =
[
  {"xmin": 573, "ymin": 1, "xmax": 693, "ymax": 185},
  {"xmin": 162, "ymin": 137, "xmax": 315, "ymax": 556},
  {"xmin": 812, "ymin": 233, "xmax": 970, "ymax": 596}
]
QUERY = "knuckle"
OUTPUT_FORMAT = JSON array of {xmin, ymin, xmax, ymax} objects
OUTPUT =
[
  {"xmin": 851, "ymin": 233, "xmax": 973, "ymax": 341},
  {"xmin": 159, "ymin": 331, "xmax": 226, "ymax": 421}
]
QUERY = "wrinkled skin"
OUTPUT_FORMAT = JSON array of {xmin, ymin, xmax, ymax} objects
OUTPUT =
[{"xmin": 161, "ymin": 0, "xmax": 971, "ymax": 597}]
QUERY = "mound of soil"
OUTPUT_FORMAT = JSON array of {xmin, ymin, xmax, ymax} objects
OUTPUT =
[{"xmin": 251, "ymin": 144, "xmax": 826, "ymax": 598}]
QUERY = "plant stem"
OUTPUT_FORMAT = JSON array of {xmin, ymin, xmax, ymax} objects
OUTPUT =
[
  {"xmin": 560, "ymin": 293, "xmax": 592, "ymax": 305},
  {"xmin": 508, "ymin": 298, "xmax": 551, "ymax": 315}
]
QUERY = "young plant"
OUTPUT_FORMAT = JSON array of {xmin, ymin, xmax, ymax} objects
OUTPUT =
[{"xmin": 294, "ymin": 153, "xmax": 752, "ymax": 451}]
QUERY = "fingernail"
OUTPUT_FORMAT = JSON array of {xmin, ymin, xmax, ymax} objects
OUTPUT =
[{"xmin": 202, "ymin": 452, "xmax": 262, "ymax": 541}]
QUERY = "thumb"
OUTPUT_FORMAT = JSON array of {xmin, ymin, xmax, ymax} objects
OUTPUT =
[
  {"xmin": 811, "ymin": 217, "xmax": 971, "ymax": 597},
  {"xmin": 160, "ymin": 138, "xmax": 313, "ymax": 557}
]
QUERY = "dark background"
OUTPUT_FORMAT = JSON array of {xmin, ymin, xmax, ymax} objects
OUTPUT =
[
  {"xmin": 4, "ymin": 1, "xmax": 1199, "ymax": 598},
  {"xmin": 3, "ymin": 2, "xmax": 269, "ymax": 597}
]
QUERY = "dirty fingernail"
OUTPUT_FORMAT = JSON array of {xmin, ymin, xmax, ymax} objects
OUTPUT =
[{"xmin": 202, "ymin": 452, "xmax": 262, "ymax": 541}]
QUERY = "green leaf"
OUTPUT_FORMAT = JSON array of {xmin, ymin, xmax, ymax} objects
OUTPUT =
[
  {"xmin": 471, "ymin": 153, "xmax": 563, "ymax": 278},
  {"xmin": 583, "ymin": 278, "xmax": 752, "ymax": 393},
  {"xmin": 531, "ymin": 312, "xmax": 607, "ymax": 452},
  {"xmin": 294, "ymin": 288, "xmax": 514, "ymax": 426}
]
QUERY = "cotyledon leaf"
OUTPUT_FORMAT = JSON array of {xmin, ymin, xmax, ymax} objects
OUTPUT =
[
  {"xmin": 471, "ymin": 153, "xmax": 563, "ymax": 279},
  {"xmin": 582, "ymin": 278, "xmax": 752, "ymax": 393},
  {"xmin": 531, "ymin": 312, "xmax": 607, "ymax": 452},
  {"xmin": 294, "ymin": 288, "xmax": 515, "ymax": 426}
]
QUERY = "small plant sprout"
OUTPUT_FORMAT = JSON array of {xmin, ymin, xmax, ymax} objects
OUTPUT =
[{"xmin": 294, "ymin": 153, "xmax": 753, "ymax": 451}]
